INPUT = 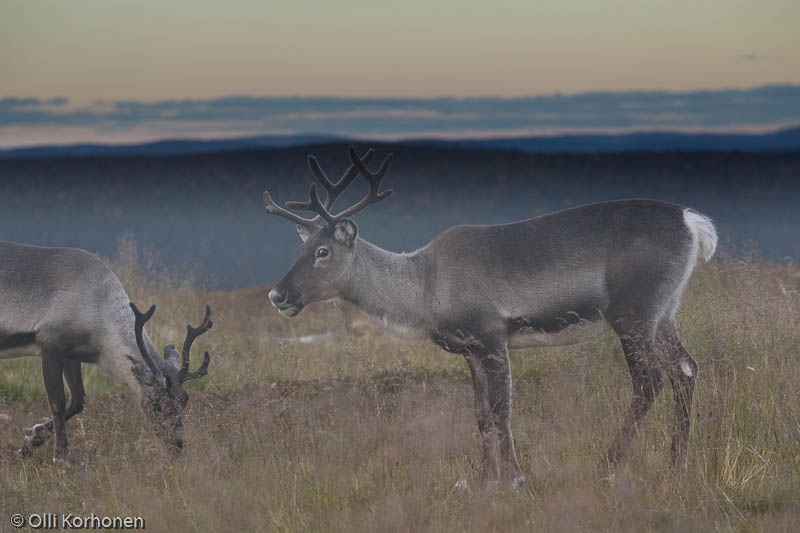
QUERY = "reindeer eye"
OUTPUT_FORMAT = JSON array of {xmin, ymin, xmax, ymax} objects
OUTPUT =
[{"xmin": 316, "ymin": 247, "xmax": 330, "ymax": 259}]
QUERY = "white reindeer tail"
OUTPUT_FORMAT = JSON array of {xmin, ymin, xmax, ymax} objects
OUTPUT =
[{"xmin": 683, "ymin": 209, "xmax": 718, "ymax": 262}]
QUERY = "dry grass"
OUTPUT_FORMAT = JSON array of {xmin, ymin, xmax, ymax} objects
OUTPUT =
[{"xmin": 2, "ymin": 251, "xmax": 800, "ymax": 531}]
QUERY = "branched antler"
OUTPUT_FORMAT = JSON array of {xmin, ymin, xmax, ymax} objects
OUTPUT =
[
  {"xmin": 130, "ymin": 302, "xmax": 161, "ymax": 377},
  {"xmin": 179, "ymin": 304, "xmax": 212, "ymax": 383},
  {"xmin": 129, "ymin": 302, "xmax": 212, "ymax": 386},
  {"xmin": 305, "ymin": 148, "xmax": 374, "ymax": 223},
  {"xmin": 263, "ymin": 191, "xmax": 318, "ymax": 228},
  {"xmin": 263, "ymin": 146, "xmax": 392, "ymax": 228},
  {"xmin": 335, "ymin": 145, "xmax": 393, "ymax": 220}
]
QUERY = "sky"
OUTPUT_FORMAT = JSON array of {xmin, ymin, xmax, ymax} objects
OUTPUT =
[{"xmin": 2, "ymin": 0, "xmax": 799, "ymax": 147}]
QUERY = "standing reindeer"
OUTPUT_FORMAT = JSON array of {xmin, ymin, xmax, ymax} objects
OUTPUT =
[
  {"xmin": 0, "ymin": 241, "xmax": 212, "ymax": 465},
  {"xmin": 263, "ymin": 146, "xmax": 717, "ymax": 489}
]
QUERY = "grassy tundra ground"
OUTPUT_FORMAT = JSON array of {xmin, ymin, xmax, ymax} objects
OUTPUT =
[{"xmin": 1, "ymin": 253, "xmax": 799, "ymax": 531}]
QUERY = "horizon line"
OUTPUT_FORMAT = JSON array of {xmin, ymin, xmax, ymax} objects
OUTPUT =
[{"xmin": 2, "ymin": 122, "xmax": 799, "ymax": 154}]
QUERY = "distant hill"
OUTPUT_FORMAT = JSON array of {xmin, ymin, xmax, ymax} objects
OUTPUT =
[
  {"xmin": 2, "ymin": 127, "xmax": 800, "ymax": 159},
  {"xmin": 0, "ymin": 134, "xmax": 341, "ymax": 159},
  {"xmin": 413, "ymin": 127, "xmax": 800, "ymax": 153}
]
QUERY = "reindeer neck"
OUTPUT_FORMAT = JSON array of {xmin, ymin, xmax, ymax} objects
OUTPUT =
[{"xmin": 339, "ymin": 238, "xmax": 429, "ymax": 339}]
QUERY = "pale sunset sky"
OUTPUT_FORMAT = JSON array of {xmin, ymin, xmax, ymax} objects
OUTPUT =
[{"xmin": 1, "ymin": 0, "xmax": 799, "ymax": 146}]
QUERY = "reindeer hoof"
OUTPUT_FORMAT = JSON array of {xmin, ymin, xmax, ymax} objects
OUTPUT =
[
  {"xmin": 596, "ymin": 455, "xmax": 618, "ymax": 481},
  {"xmin": 485, "ymin": 480, "xmax": 503, "ymax": 493},
  {"xmin": 53, "ymin": 449, "xmax": 82, "ymax": 467},
  {"xmin": 17, "ymin": 445, "xmax": 33, "ymax": 458},
  {"xmin": 53, "ymin": 456, "xmax": 73, "ymax": 467},
  {"xmin": 453, "ymin": 479, "xmax": 471, "ymax": 493},
  {"xmin": 25, "ymin": 422, "xmax": 53, "ymax": 441},
  {"xmin": 20, "ymin": 423, "xmax": 53, "ymax": 455},
  {"xmin": 599, "ymin": 468, "xmax": 617, "ymax": 485}
]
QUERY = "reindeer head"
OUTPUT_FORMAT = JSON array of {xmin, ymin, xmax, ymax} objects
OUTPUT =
[
  {"xmin": 127, "ymin": 302, "xmax": 212, "ymax": 451},
  {"xmin": 264, "ymin": 146, "xmax": 393, "ymax": 317}
]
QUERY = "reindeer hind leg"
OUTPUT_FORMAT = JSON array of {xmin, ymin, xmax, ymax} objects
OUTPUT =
[
  {"xmin": 657, "ymin": 319, "xmax": 697, "ymax": 470},
  {"xmin": 604, "ymin": 317, "xmax": 665, "ymax": 471},
  {"xmin": 463, "ymin": 351, "xmax": 501, "ymax": 489}
]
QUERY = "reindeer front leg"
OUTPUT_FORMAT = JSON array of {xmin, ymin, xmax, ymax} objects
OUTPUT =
[
  {"xmin": 20, "ymin": 360, "xmax": 85, "ymax": 459},
  {"xmin": 463, "ymin": 351, "xmax": 500, "ymax": 488},
  {"xmin": 37, "ymin": 353, "xmax": 77, "ymax": 465},
  {"xmin": 484, "ymin": 345, "xmax": 525, "ymax": 489}
]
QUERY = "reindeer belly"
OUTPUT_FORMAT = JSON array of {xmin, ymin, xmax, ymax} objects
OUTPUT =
[
  {"xmin": 508, "ymin": 317, "xmax": 609, "ymax": 348},
  {"xmin": 0, "ymin": 331, "xmax": 40, "ymax": 359},
  {"xmin": 506, "ymin": 297, "xmax": 609, "ymax": 348}
]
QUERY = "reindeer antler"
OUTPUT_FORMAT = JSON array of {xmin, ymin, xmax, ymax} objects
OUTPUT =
[
  {"xmin": 130, "ymin": 302, "xmax": 161, "ymax": 377},
  {"xmin": 263, "ymin": 146, "xmax": 392, "ymax": 228},
  {"xmin": 263, "ymin": 147, "xmax": 374, "ymax": 228},
  {"xmin": 179, "ymin": 304, "xmax": 212, "ymax": 383},
  {"xmin": 334, "ymin": 145, "xmax": 393, "ymax": 219},
  {"xmin": 306, "ymin": 148, "xmax": 374, "ymax": 222},
  {"xmin": 263, "ymin": 190, "xmax": 318, "ymax": 228}
]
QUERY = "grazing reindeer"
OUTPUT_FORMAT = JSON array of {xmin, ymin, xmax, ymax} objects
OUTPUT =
[
  {"xmin": 263, "ymin": 147, "xmax": 717, "ymax": 489},
  {"xmin": 0, "ymin": 241, "xmax": 212, "ymax": 464}
]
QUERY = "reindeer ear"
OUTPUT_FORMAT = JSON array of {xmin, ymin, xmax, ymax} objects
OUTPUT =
[
  {"xmin": 333, "ymin": 219, "xmax": 358, "ymax": 247},
  {"xmin": 127, "ymin": 355, "xmax": 156, "ymax": 386},
  {"xmin": 163, "ymin": 344, "xmax": 180, "ymax": 371},
  {"xmin": 296, "ymin": 223, "xmax": 311, "ymax": 242}
]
